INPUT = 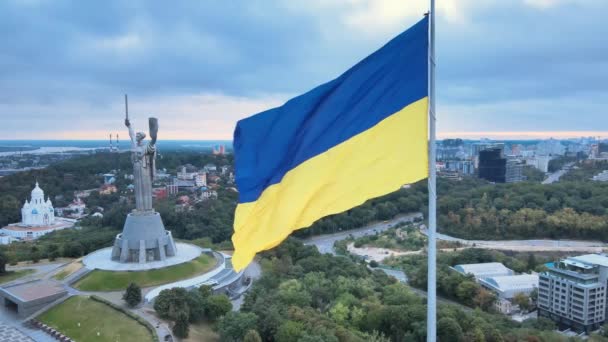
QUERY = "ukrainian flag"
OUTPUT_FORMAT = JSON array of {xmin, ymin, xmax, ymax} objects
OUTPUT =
[{"xmin": 231, "ymin": 17, "xmax": 429, "ymax": 271}]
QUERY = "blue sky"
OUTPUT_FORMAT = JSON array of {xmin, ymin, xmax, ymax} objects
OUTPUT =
[{"xmin": 0, "ymin": 0, "xmax": 606, "ymax": 140}]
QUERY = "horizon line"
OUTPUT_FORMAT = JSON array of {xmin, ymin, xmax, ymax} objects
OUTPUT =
[{"xmin": 1, "ymin": 130, "xmax": 606, "ymax": 142}]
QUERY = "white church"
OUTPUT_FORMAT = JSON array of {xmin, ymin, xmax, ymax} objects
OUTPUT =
[
  {"xmin": 21, "ymin": 182, "xmax": 55, "ymax": 226},
  {"xmin": 0, "ymin": 182, "xmax": 75, "ymax": 241}
]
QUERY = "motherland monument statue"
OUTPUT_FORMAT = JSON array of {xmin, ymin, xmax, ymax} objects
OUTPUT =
[{"xmin": 111, "ymin": 95, "xmax": 177, "ymax": 263}]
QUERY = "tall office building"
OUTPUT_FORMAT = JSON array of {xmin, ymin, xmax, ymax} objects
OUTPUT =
[
  {"xmin": 478, "ymin": 148, "xmax": 506, "ymax": 183},
  {"xmin": 538, "ymin": 254, "xmax": 608, "ymax": 333},
  {"xmin": 472, "ymin": 142, "xmax": 505, "ymax": 168},
  {"xmin": 505, "ymin": 160, "xmax": 524, "ymax": 183}
]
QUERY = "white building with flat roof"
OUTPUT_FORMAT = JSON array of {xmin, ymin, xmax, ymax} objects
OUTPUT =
[
  {"xmin": 480, "ymin": 274, "xmax": 539, "ymax": 299},
  {"xmin": 453, "ymin": 262, "xmax": 537, "ymax": 315},
  {"xmin": 453, "ymin": 262, "xmax": 514, "ymax": 279}
]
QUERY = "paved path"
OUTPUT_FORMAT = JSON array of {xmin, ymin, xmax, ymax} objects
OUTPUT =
[
  {"xmin": 0, "ymin": 322, "xmax": 34, "ymax": 342},
  {"xmin": 232, "ymin": 260, "xmax": 262, "ymax": 311},
  {"xmin": 303, "ymin": 213, "xmax": 423, "ymax": 254}
]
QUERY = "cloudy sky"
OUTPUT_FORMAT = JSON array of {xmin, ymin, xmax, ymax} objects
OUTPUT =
[{"xmin": 0, "ymin": 0, "xmax": 606, "ymax": 140}]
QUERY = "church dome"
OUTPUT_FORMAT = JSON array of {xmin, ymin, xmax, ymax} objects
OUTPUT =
[{"xmin": 31, "ymin": 182, "xmax": 44, "ymax": 198}]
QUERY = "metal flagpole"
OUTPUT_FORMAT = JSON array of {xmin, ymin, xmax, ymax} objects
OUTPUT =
[
  {"xmin": 426, "ymin": 0, "xmax": 437, "ymax": 341},
  {"xmin": 125, "ymin": 94, "xmax": 129, "ymax": 120}
]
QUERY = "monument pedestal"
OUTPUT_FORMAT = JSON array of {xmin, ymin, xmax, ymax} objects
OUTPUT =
[{"xmin": 111, "ymin": 211, "xmax": 177, "ymax": 263}]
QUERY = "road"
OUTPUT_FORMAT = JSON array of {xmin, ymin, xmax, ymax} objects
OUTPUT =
[
  {"xmin": 420, "ymin": 227, "xmax": 607, "ymax": 252},
  {"xmin": 231, "ymin": 260, "xmax": 262, "ymax": 311},
  {"xmin": 542, "ymin": 162, "xmax": 574, "ymax": 184},
  {"xmin": 303, "ymin": 213, "xmax": 423, "ymax": 254}
]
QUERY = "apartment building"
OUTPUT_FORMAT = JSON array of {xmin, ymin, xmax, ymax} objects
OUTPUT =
[{"xmin": 538, "ymin": 254, "xmax": 608, "ymax": 333}]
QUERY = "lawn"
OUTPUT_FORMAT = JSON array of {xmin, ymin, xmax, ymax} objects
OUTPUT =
[
  {"xmin": 0, "ymin": 269, "xmax": 35, "ymax": 284},
  {"xmin": 74, "ymin": 253, "xmax": 215, "ymax": 291},
  {"xmin": 38, "ymin": 296, "xmax": 153, "ymax": 342},
  {"xmin": 53, "ymin": 261, "xmax": 83, "ymax": 281}
]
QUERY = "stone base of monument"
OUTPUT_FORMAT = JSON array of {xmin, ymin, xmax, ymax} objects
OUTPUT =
[
  {"xmin": 82, "ymin": 242, "xmax": 202, "ymax": 271},
  {"xmin": 111, "ymin": 211, "xmax": 177, "ymax": 264}
]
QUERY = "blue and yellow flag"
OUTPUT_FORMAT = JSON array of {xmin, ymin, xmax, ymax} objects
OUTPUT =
[{"xmin": 231, "ymin": 17, "xmax": 429, "ymax": 271}]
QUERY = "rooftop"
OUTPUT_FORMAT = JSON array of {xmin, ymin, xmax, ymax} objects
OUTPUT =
[
  {"xmin": 480, "ymin": 274, "xmax": 539, "ymax": 293},
  {"xmin": 0, "ymin": 280, "xmax": 66, "ymax": 302},
  {"xmin": 453, "ymin": 262, "xmax": 514, "ymax": 278},
  {"xmin": 570, "ymin": 254, "xmax": 608, "ymax": 268}
]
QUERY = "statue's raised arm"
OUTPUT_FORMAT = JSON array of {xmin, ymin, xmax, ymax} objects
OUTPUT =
[{"xmin": 125, "ymin": 118, "xmax": 137, "ymax": 149}]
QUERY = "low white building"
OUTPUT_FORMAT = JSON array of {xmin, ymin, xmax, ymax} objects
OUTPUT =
[
  {"xmin": 0, "ymin": 234, "xmax": 13, "ymax": 245},
  {"xmin": 479, "ymin": 274, "xmax": 539, "ymax": 314},
  {"xmin": 453, "ymin": 262, "xmax": 538, "ymax": 315},
  {"xmin": 592, "ymin": 170, "xmax": 608, "ymax": 182},
  {"xmin": 453, "ymin": 262, "xmax": 514, "ymax": 279}
]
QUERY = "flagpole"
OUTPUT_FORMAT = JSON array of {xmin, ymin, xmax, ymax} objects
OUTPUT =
[{"xmin": 426, "ymin": 0, "xmax": 437, "ymax": 341}]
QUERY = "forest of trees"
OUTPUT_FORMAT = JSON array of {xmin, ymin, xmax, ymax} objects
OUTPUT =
[
  {"xmin": 437, "ymin": 176, "xmax": 608, "ymax": 240},
  {"xmin": 217, "ymin": 238, "xmax": 596, "ymax": 342},
  {"xmin": 2, "ymin": 152, "xmax": 607, "ymax": 264}
]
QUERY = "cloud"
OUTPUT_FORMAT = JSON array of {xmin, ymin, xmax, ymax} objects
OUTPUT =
[
  {"xmin": 0, "ymin": 92, "xmax": 287, "ymax": 140},
  {"xmin": 0, "ymin": 0, "xmax": 606, "ymax": 139}
]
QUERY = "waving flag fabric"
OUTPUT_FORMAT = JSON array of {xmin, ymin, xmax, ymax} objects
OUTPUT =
[{"xmin": 231, "ymin": 17, "xmax": 429, "ymax": 271}]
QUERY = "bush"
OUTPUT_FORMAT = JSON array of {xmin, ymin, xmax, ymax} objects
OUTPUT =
[{"xmin": 123, "ymin": 283, "xmax": 142, "ymax": 308}]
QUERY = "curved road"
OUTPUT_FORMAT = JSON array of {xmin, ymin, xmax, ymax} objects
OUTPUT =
[
  {"xmin": 420, "ymin": 227, "xmax": 607, "ymax": 252},
  {"xmin": 303, "ymin": 213, "xmax": 423, "ymax": 254}
]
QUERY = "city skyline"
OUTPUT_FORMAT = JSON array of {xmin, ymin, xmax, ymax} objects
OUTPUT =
[{"xmin": 0, "ymin": 0, "xmax": 607, "ymax": 140}]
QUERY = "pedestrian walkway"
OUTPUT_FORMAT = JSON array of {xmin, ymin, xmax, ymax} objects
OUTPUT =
[{"xmin": 0, "ymin": 321, "xmax": 34, "ymax": 342}]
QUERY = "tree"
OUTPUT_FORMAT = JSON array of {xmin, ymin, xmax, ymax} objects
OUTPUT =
[
  {"xmin": 529, "ymin": 288, "xmax": 539, "ymax": 306},
  {"xmin": 205, "ymin": 294, "xmax": 232, "ymax": 321},
  {"xmin": 0, "ymin": 251, "xmax": 6, "ymax": 274},
  {"xmin": 329, "ymin": 302, "xmax": 349, "ymax": 325},
  {"xmin": 513, "ymin": 292, "xmax": 531, "ymax": 312},
  {"xmin": 473, "ymin": 288, "xmax": 496, "ymax": 311},
  {"xmin": 437, "ymin": 317, "xmax": 464, "ymax": 342},
  {"xmin": 122, "ymin": 283, "xmax": 142, "ymax": 307},
  {"xmin": 199, "ymin": 284, "xmax": 213, "ymax": 299},
  {"xmin": 186, "ymin": 291, "xmax": 205, "ymax": 323},
  {"xmin": 456, "ymin": 281, "xmax": 479, "ymax": 306},
  {"xmin": 154, "ymin": 288, "xmax": 189, "ymax": 321},
  {"xmin": 172, "ymin": 312, "xmax": 189, "ymax": 338},
  {"xmin": 526, "ymin": 253, "xmax": 537, "ymax": 270},
  {"xmin": 275, "ymin": 321, "xmax": 305, "ymax": 342},
  {"xmin": 217, "ymin": 312, "xmax": 258, "ymax": 342},
  {"xmin": 243, "ymin": 330, "xmax": 262, "ymax": 342},
  {"xmin": 30, "ymin": 246, "xmax": 40, "ymax": 263},
  {"xmin": 466, "ymin": 327, "xmax": 485, "ymax": 342}
]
